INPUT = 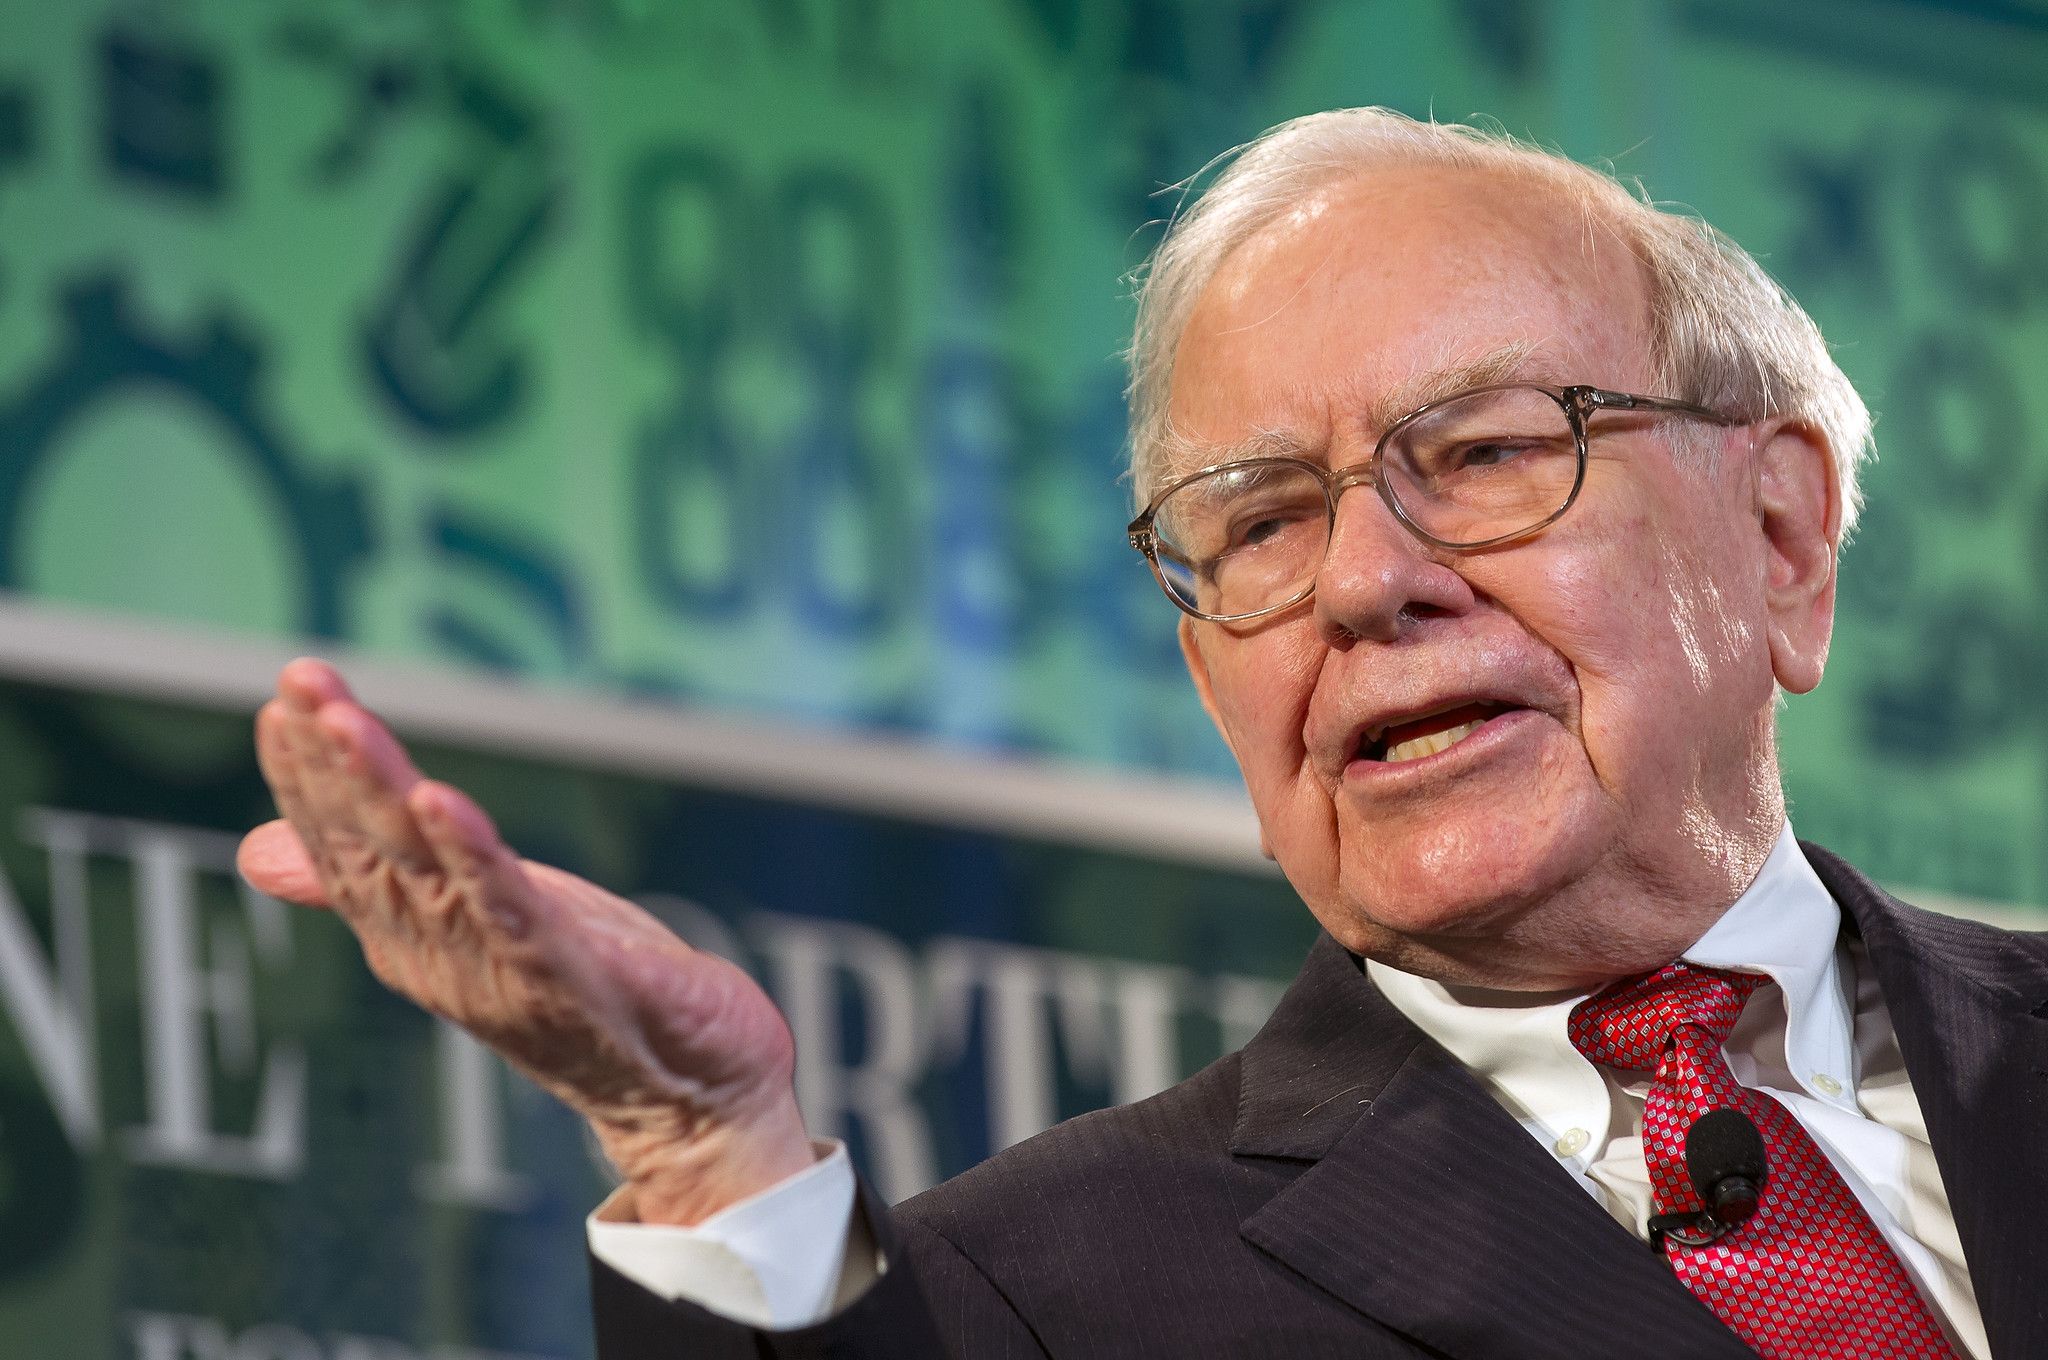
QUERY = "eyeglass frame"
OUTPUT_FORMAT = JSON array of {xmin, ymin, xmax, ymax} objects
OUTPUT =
[{"xmin": 1126, "ymin": 382, "xmax": 1742, "ymax": 623}]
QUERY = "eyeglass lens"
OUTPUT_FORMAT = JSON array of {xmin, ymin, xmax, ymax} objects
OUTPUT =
[{"xmin": 1148, "ymin": 386, "xmax": 1582, "ymax": 619}]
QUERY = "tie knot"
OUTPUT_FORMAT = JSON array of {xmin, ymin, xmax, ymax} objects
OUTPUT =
[{"xmin": 1567, "ymin": 962, "xmax": 1766, "ymax": 1072}]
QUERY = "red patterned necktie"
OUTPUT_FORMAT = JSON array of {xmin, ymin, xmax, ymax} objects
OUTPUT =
[{"xmin": 1567, "ymin": 962, "xmax": 1959, "ymax": 1358}]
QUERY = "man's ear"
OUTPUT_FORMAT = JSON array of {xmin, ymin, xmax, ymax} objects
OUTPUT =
[
  {"xmin": 1178, "ymin": 618, "xmax": 1276, "ymax": 860},
  {"xmin": 1753, "ymin": 419, "xmax": 1840, "ymax": 695}
]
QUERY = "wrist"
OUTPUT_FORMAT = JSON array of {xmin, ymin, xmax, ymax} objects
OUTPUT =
[{"xmin": 598, "ymin": 1096, "xmax": 818, "ymax": 1227}]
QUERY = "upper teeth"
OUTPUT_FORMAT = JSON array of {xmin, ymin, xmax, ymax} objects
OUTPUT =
[{"xmin": 1384, "ymin": 719, "xmax": 1486, "ymax": 763}]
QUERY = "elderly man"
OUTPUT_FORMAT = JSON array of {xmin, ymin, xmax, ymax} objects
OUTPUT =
[{"xmin": 239, "ymin": 109, "xmax": 2044, "ymax": 1359}]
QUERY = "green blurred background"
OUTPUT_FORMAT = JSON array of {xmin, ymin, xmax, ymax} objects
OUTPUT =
[{"xmin": 0, "ymin": 0, "xmax": 2044, "ymax": 1355}]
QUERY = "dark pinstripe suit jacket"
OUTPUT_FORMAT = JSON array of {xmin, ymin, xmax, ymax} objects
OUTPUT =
[{"xmin": 591, "ymin": 846, "xmax": 2048, "ymax": 1358}]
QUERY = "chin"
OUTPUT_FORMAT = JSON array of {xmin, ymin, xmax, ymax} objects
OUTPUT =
[{"xmin": 1319, "ymin": 799, "xmax": 1614, "ymax": 951}]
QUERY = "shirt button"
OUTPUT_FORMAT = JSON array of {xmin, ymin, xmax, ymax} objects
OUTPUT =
[
  {"xmin": 1553, "ymin": 1128, "xmax": 1590, "ymax": 1157},
  {"xmin": 1812, "ymin": 1073, "xmax": 1844, "ymax": 1097}
]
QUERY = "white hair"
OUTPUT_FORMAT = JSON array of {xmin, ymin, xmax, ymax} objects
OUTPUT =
[{"xmin": 1126, "ymin": 108, "xmax": 1872, "ymax": 538}]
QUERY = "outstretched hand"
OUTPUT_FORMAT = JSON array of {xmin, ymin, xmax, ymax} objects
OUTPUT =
[{"xmin": 237, "ymin": 658, "xmax": 817, "ymax": 1224}]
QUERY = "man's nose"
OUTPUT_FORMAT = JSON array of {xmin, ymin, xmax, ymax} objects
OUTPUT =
[{"xmin": 1311, "ymin": 480, "xmax": 1476, "ymax": 645}]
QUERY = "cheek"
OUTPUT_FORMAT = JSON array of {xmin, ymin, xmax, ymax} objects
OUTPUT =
[
  {"xmin": 1514, "ymin": 538, "xmax": 1675, "ymax": 689},
  {"xmin": 1523, "ymin": 499, "xmax": 1773, "ymax": 775},
  {"xmin": 1665, "ymin": 554, "xmax": 1768, "ymax": 697},
  {"xmin": 1526, "ymin": 489, "xmax": 1690, "ymax": 672},
  {"xmin": 1613, "ymin": 493, "xmax": 1775, "ymax": 709},
  {"xmin": 1206, "ymin": 630, "xmax": 1321, "ymax": 781}
]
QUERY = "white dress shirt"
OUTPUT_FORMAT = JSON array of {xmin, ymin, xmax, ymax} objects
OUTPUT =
[{"xmin": 590, "ymin": 824, "xmax": 1987, "ymax": 1351}]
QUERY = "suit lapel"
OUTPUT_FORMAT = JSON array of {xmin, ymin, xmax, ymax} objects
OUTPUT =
[
  {"xmin": 1230, "ymin": 936, "xmax": 1753, "ymax": 1360},
  {"xmin": 1808, "ymin": 844, "xmax": 2048, "ymax": 1359}
]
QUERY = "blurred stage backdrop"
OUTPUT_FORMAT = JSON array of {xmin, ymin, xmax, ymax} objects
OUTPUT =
[{"xmin": 0, "ymin": 1, "xmax": 2044, "ymax": 1356}]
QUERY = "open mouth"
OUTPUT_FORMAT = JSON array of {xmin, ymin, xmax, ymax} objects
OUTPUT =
[{"xmin": 1360, "ymin": 701, "xmax": 1517, "ymax": 764}]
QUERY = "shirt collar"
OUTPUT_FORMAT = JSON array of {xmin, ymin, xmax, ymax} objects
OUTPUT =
[
  {"xmin": 1367, "ymin": 822, "xmax": 1860, "ymax": 1136},
  {"xmin": 1681, "ymin": 821, "xmax": 1859, "ymax": 1110}
]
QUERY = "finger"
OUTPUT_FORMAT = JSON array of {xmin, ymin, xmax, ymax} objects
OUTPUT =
[
  {"xmin": 256, "ymin": 699, "xmax": 339, "ymax": 880},
  {"xmin": 409, "ymin": 781, "xmax": 535, "ymax": 940},
  {"xmin": 278, "ymin": 656, "xmax": 355, "ymax": 714},
  {"xmin": 255, "ymin": 700, "xmax": 312, "ymax": 822},
  {"xmin": 276, "ymin": 660, "xmax": 359, "ymax": 834},
  {"xmin": 318, "ymin": 703, "xmax": 436, "ymax": 873},
  {"xmin": 237, "ymin": 820, "xmax": 333, "ymax": 907},
  {"xmin": 278, "ymin": 682, "xmax": 354, "ymax": 847}
]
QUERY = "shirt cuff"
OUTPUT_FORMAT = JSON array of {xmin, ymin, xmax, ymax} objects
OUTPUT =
[{"xmin": 586, "ymin": 1139, "xmax": 860, "ymax": 1330}]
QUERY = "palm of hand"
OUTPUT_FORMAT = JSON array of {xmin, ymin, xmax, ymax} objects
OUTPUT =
[{"xmin": 237, "ymin": 659, "xmax": 815, "ymax": 1223}]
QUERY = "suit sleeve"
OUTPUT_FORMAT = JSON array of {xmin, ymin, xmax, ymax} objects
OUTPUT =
[{"xmin": 589, "ymin": 1178, "xmax": 1050, "ymax": 1360}]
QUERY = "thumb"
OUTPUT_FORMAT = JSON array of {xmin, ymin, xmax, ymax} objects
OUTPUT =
[{"xmin": 238, "ymin": 819, "xmax": 334, "ymax": 907}]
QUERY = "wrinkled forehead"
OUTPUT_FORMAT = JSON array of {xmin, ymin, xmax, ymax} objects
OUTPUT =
[{"xmin": 1154, "ymin": 166, "xmax": 1656, "ymax": 485}]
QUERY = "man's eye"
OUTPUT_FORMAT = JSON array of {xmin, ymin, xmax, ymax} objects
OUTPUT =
[
  {"xmin": 1227, "ymin": 506, "xmax": 1315, "ymax": 550},
  {"xmin": 1455, "ymin": 440, "xmax": 1528, "ymax": 469}
]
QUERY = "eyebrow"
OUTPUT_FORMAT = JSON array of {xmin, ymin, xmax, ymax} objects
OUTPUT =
[
  {"xmin": 1153, "ymin": 341, "xmax": 1549, "ymax": 484},
  {"xmin": 1152, "ymin": 426, "xmax": 1313, "ymax": 483},
  {"xmin": 1364, "ymin": 342, "xmax": 1545, "ymax": 432}
]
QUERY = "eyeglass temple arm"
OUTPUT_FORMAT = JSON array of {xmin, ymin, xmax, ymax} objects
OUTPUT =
[{"xmin": 1570, "ymin": 386, "xmax": 1738, "ymax": 424}]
